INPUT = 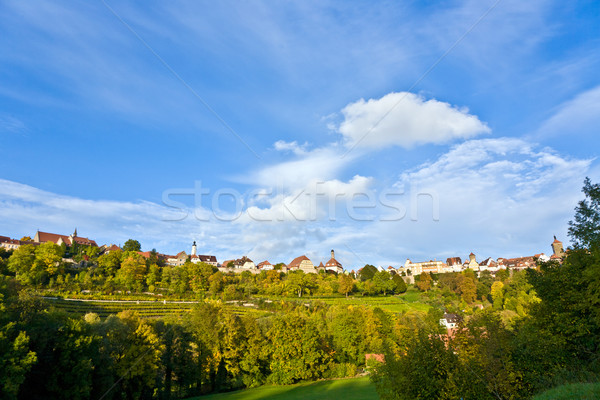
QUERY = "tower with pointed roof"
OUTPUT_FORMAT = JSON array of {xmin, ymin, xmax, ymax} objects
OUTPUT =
[{"xmin": 551, "ymin": 236, "xmax": 565, "ymax": 258}]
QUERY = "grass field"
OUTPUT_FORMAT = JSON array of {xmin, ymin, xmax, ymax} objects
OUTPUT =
[
  {"xmin": 309, "ymin": 294, "xmax": 431, "ymax": 313},
  {"xmin": 265, "ymin": 288, "xmax": 431, "ymax": 314},
  {"xmin": 187, "ymin": 377, "xmax": 378, "ymax": 400},
  {"xmin": 532, "ymin": 382, "xmax": 600, "ymax": 400}
]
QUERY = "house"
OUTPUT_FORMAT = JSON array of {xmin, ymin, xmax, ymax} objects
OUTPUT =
[
  {"xmin": 288, "ymin": 255, "xmax": 317, "ymax": 273},
  {"xmin": 104, "ymin": 244, "xmax": 121, "ymax": 253},
  {"xmin": 497, "ymin": 256, "xmax": 536, "ymax": 270},
  {"xmin": 316, "ymin": 262, "xmax": 325, "ymax": 272},
  {"xmin": 324, "ymin": 249, "xmax": 343, "ymax": 273},
  {"xmin": 0, "ymin": 236, "xmax": 37, "ymax": 250},
  {"xmin": 439, "ymin": 313, "xmax": 463, "ymax": 329},
  {"xmin": 220, "ymin": 256, "xmax": 255, "ymax": 270},
  {"xmin": 33, "ymin": 229, "xmax": 98, "ymax": 247},
  {"xmin": 191, "ymin": 254, "xmax": 218, "ymax": 266},
  {"xmin": 534, "ymin": 253, "xmax": 551, "ymax": 263},
  {"xmin": 188, "ymin": 241, "xmax": 218, "ymax": 266},
  {"xmin": 478, "ymin": 257, "xmax": 498, "ymax": 271},
  {"xmin": 404, "ymin": 258, "xmax": 445, "ymax": 275},
  {"xmin": 257, "ymin": 260, "xmax": 274, "ymax": 270},
  {"xmin": 445, "ymin": 257, "xmax": 463, "ymax": 272},
  {"xmin": 165, "ymin": 251, "xmax": 188, "ymax": 266}
]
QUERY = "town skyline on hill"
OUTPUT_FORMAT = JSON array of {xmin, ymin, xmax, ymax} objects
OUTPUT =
[
  {"xmin": 1, "ymin": 2, "xmax": 599, "ymax": 266},
  {"xmin": 0, "ymin": 227, "xmax": 567, "ymax": 273}
]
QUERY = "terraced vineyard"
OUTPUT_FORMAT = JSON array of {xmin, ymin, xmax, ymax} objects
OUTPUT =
[{"xmin": 44, "ymin": 297, "xmax": 270, "ymax": 319}]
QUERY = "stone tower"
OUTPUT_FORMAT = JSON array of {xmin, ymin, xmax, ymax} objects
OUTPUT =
[
  {"xmin": 191, "ymin": 241, "xmax": 197, "ymax": 256},
  {"xmin": 552, "ymin": 236, "xmax": 565, "ymax": 258},
  {"xmin": 331, "ymin": 249, "xmax": 335, "ymax": 259}
]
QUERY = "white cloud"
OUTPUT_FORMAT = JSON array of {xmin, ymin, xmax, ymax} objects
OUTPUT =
[
  {"xmin": 247, "ymin": 144, "xmax": 356, "ymax": 189},
  {"xmin": 0, "ymin": 135, "xmax": 593, "ymax": 268},
  {"xmin": 273, "ymin": 140, "xmax": 309, "ymax": 155},
  {"xmin": 381, "ymin": 138, "xmax": 591, "ymax": 259},
  {"xmin": 337, "ymin": 92, "xmax": 490, "ymax": 149},
  {"xmin": 536, "ymin": 85, "xmax": 600, "ymax": 139}
]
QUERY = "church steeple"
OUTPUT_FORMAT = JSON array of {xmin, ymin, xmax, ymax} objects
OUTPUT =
[{"xmin": 73, "ymin": 228, "xmax": 78, "ymax": 237}]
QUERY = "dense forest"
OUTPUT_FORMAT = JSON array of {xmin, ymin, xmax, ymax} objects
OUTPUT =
[{"xmin": 0, "ymin": 179, "xmax": 599, "ymax": 399}]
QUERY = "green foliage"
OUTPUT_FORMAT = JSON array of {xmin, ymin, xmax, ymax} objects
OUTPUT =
[
  {"xmin": 267, "ymin": 313, "xmax": 333, "ymax": 384},
  {"xmin": 359, "ymin": 264, "xmax": 377, "ymax": 281},
  {"xmin": 122, "ymin": 239, "xmax": 142, "ymax": 252},
  {"xmin": 372, "ymin": 329, "xmax": 456, "ymax": 400},
  {"xmin": 569, "ymin": 177, "xmax": 600, "ymax": 249},
  {"xmin": 392, "ymin": 273, "xmax": 407, "ymax": 294},
  {"xmin": 0, "ymin": 324, "xmax": 37, "ymax": 399},
  {"xmin": 415, "ymin": 272, "xmax": 432, "ymax": 291}
]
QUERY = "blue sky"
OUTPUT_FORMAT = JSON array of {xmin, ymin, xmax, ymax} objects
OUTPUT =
[{"xmin": 1, "ymin": 0, "xmax": 599, "ymax": 269}]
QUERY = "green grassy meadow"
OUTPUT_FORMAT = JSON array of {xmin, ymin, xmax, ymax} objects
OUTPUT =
[
  {"xmin": 276, "ymin": 288, "xmax": 432, "ymax": 314},
  {"xmin": 187, "ymin": 377, "xmax": 378, "ymax": 400},
  {"xmin": 532, "ymin": 382, "xmax": 600, "ymax": 400}
]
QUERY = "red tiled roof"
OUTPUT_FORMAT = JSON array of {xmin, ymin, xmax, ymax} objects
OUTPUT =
[
  {"xmin": 71, "ymin": 236, "xmax": 98, "ymax": 246},
  {"xmin": 446, "ymin": 257, "xmax": 462, "ymax": 265},
  {"xmin": 36, "ymin": 231, "xmax": 70, "ymax": 244},
  {"xmin": 365, "ymin": 353, "xmax": 385, "ymax": 363},
  {"xmin": 35, "ymin": 231, "xmax": 97, "ymax": 246},
  {"xmin": 289, "ymin": 255, "xmax": 310, "ymax": 267},
  {"xmin": 196, "ymin": 255, "xmax": 217, "ymax": 263},
  {"xmin": 137, "ymin": 251, "xmax": 153, "ymax": 259},
  {"xmin": 325, "ymin": 257, "xmax": 342, "ymax": 267},
  {"xmin": 257, "ymin": 260, "xmax": 272, "ymax": 267}
]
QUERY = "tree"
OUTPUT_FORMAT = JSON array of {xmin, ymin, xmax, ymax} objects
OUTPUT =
[
  {"xmin": 392, "ymin": 274, "xmax": 407, "ymax": 294},
  {"xmin": 569, "ymin": 177, "xmax": 600, "ymax": 249},
  {"xmin": 372, "ymin": 271, "xmax": 395, "ymax": 295},
  {"xmin": 490, "ymin": 281, "xmax": 504, "ymax": 310},
  {"xmin": 116, "ymin": 253, "xmax": 147, "ymax": 292},
  {"xmin": 372, "ymin": 329, "xmax": 456, "ymax": 400},
  {"xmin": 267, "ymin": 313, "xmax": 332, "ymax": 384},
  {"xmin": 122, "ymin": 239, "xmax": 141, "ymax": 252},
  {"xmin": 359, "ymin": 265, "xmax": 377, "ymax": 281},
  {"xmin": 0, "ymin": 325, "xmax": 37, "ymax": 399},
  {"xmin": 338, "ymin": 274, "xmax": 354, "ymax": 298},
  {"xmin": 457, "ymin": 272, "xmax": 478, "ymax": 303},
  {"xmin": 7, "ymin": 245, "xmax": 37, "ymax": 285},
  {"xmin": 415, "ymin": 272, "xmax": 432, "ymax": 291},
  {"xmin": 34, "ymin": 242, "xmax": 63, "ymax": 278},
  {"xmin": 98, "ymin": 250, "xmax": 122, "ymax": 276}
]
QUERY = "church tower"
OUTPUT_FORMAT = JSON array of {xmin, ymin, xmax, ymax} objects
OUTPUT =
[{"xmin": 191, "ymin": 241, "xmax": 197, "ymax": 256}]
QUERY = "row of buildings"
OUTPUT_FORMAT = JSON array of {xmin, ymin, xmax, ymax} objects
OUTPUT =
[
  {"xmin": 1, "ymin": 229, "xmax": 566, "ymax": 278},
  {"xmin": 0, "ymin": 229, "xmax": 343, "ymax": 274}
]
